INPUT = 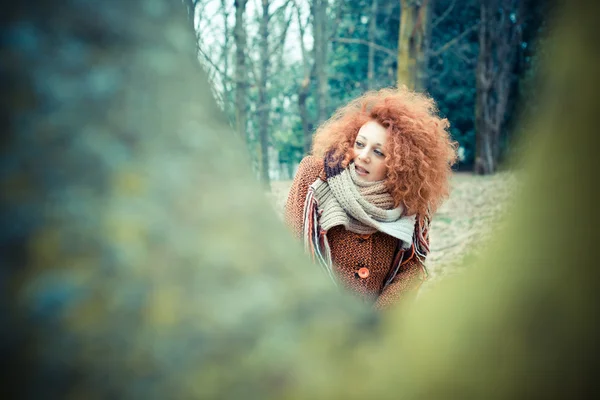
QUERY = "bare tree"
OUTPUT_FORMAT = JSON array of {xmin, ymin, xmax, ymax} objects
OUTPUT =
[
  {"xmin": 335, "ymin": 0, "xmax": 475, "ymax": 91},
  {"xmin": 367, "ymin": 0, "xmax": 379, "ymax": 90},
  {"xmin": 312, "ymin": 0, "xmax": 329, "ymax": 125},
  {"xmin": 235, "ymin": 0, "xmax": 250, "ymax": 143},
  {"xmin": 293, "ymin": 0, "xmax": 315, "ymax": 154},
  {"xmin": 397, "ymin": 0, "xmax": 433, "ymax": 91},
  {"xmin": 219, "ymin": 0, "xmax": 232, "ymax": 117},
  {"xmin": 254, "ymin": 0, "xmax": 295, "ymax": 185},
  {"xmin": 474, "ymin": 0, "xmax": 522, "ymax": 174},
  {"xmin": 258, "ymin": 0, "xmax": 271, "ymax": 187},
  {"xmin": 295, "ymin": 0, "xmax": 342, "ymax": 154},
  {"xmin": 193, "ymin": 1, "xmax": 236, "ymax": 113}
]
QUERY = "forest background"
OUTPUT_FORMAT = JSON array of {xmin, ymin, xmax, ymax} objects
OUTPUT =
[{"xmin": 192, "ymin": 0, "xmax": 550, "ymax": 187}]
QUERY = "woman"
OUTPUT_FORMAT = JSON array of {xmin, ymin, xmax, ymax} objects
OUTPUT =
[{"xmin": 285, "ymin": 87, "xmax": 457, "ymax": 309}]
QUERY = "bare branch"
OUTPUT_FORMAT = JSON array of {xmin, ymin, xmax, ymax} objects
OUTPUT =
[
  {"xmin": 198, "ymin": 46, "xmax": 225, "ymax": 76},
  {"xmin": 431, "ymin": 0, "xmax": 455, "ymax": 30},
  {"xmin": 293, "ymin": 0, "xmax": 312, "ymax": 34},
  {"xmin": 268, "ymin": 0, "xmax": 292, "ymax": 22},
  {"xmin": 269, "ymin": 0, "xmax": 294, "ymax": 57},
  {"xmin": 197, "ymin": 3, "xmax": 223, "ymax": 27},
  {"xmin": 450, "ymin": 46, "xmax": 473, "ymax": 65},
  {"xmin": 429, "ymin": 23, "xmax": 478, "ymax": 58},
  {"xmin": 410, "ymin": 0, "xmax": 430, "ymax": 38},
  {"xmin": 292, "ymin": 0, "xmax": 311, "ymax": 76},
  {"xmin": 332, "ymin": 37, "xmax": 397, "ymax": 58}
]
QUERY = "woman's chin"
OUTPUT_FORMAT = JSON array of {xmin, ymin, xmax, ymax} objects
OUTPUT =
[{"xmin": 355, "ymin": 173, "xmax": 371, "ymax": 182}]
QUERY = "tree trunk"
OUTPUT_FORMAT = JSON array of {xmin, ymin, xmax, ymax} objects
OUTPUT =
[
  {"xmin": 220, "ymin": 0, "xmax": 231, "ymax": 117},
  {"xmin": 474, "ymin": 0, "xmax": 520, "ymax": 175},
  {"xmin": 475, "ymin": 2, "xmax": 494, "ymax": 174},
  {"xmin": 234, "ymin": 0, "xmax": 249, "ymax": 143},
  {"xmin": 258, "ymin": 0, "xmax": 271, "ymax": 187},
  {"xmin": 312, "ymin": 0, "xmax": 329, "ymax": 125},
  {"xmin": 299, "ymin": 77, "xmax": 313, "ymax": 154},
  {"xmin": 415, "ymin": 0, "xmax": 433, "ymax": 92},
  {"xmin": 294, "ymin": 0, "xmax": 315, "ymax": 154},
  {"xmin": 397, "ymin": 0, "xmax": 431, "ymax": 90},
  {"xmin": 367, "ymin": 0, "xmax": 379, "ymax": 90}
]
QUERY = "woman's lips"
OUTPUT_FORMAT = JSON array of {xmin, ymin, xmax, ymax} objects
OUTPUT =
[{"xmin": 356, "ymin": 165, "xmax": 369, "ymax": 176}]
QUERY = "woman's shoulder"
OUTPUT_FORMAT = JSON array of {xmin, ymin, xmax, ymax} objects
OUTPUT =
[
  {"xmin": 298, "ymin": 155, "xmax": 323, "ymax": 170},
  {"xmin": 295, "ymin": 155, "xmax": 324, "ymax": 178}
]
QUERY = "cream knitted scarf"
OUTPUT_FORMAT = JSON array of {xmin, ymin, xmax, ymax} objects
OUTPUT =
[
  {"xmin": 302, "ymin": 153, "xmax": 430, "ymax": 288},
  {"xmin": 310, "ymin": 160, "xmax": 416, "ymax": 249}
]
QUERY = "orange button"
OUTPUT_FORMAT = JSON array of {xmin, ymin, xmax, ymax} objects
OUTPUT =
[
  {"xmin": 358, "ymin": 267, "xmax": 370, "ymax": 279},
  {"xmin": 358, "ymin": 234, "xmax": 371, "ymax": 240}
]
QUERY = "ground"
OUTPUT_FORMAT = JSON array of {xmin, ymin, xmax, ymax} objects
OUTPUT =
[{"xmin": 268, "ymin": 171, "xmax": 519, "ymax": 291}]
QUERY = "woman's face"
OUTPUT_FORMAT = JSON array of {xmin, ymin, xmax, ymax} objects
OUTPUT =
[{"xmin": 351, "ymin": 120, "xmax": 389, "ymax": 182}]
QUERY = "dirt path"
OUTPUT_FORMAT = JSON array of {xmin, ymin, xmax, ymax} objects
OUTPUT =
[
  {"xmin": 269, "ymin": 171, "xmax": 518, "ymax": 289},
  {"xmin": 421, "ymin": 171, "xmax": 518, "ymax": 289}
]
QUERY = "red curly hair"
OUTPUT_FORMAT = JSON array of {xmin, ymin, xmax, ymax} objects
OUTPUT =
[{"xmin": 311, "ymin": 87, "xmax": 458, "ymax": 216}]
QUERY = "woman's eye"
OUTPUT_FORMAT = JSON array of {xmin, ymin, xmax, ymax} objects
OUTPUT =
[
  {"xmin": 374, "ymin": 149, "xmax": 385, "ymax": 157},
  {"xmin": 355, "ymin": 141, "xmax": 364, "ymax": 148}
]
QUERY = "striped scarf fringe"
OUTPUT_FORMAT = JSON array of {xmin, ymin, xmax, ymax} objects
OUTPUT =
[{"xmin": 303, "ymin": 187, "xmax": 337, "ymax": 286}]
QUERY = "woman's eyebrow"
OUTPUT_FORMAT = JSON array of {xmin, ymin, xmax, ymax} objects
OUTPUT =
[{"xmin": 357, "ymin": 134, "xmax": 383, "ymax": 147}]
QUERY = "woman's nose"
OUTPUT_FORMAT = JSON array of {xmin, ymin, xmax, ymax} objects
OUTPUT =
[{"xmin": 358, "ymin": 148, "xmax": 370, "ymax": 162}]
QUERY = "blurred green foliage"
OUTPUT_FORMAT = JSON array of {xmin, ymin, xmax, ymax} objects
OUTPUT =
[{"xmin": 2, "ymin": 0, "xmax": 598, "ymax": 398}]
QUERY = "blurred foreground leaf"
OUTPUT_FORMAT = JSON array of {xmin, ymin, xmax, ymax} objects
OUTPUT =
[{"xmin": 1, "ymin": 0, "xmax": 598, "ymax": 398}]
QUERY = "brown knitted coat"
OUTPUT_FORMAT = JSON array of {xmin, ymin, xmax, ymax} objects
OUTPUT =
[{"xmin": 284, "ymin": 155, "xmax": 427, "ymax": 309}]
